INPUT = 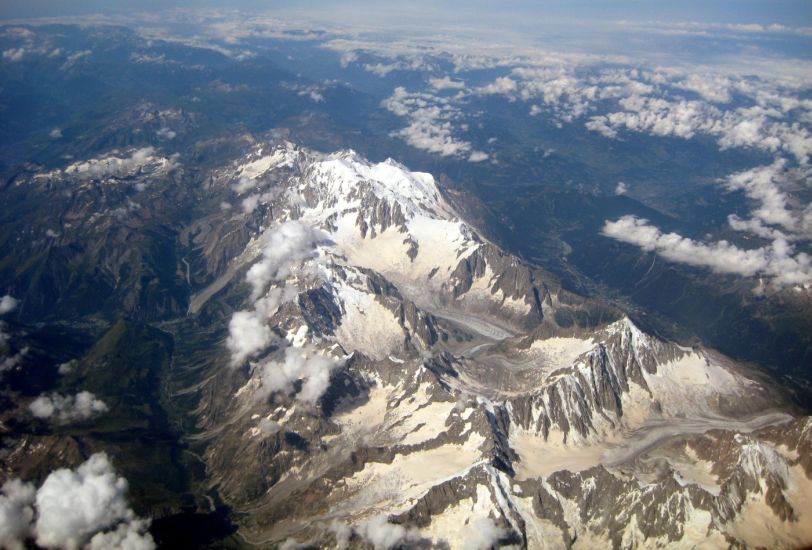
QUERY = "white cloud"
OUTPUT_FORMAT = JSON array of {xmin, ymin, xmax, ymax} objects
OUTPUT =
[
  {"xmin": 1, "ymin": 347, "xmax": 28, "ymax": 374},
  {"xmin": 722, "ymin": 160, "xmax": 797, "ymax": 231},
  {"xmin": 34, "ymin": 453, "xmax": 154, "ymax": 550},
  {"xmin": 227, "ymin": 310, "xmax": 274, "ymax": 366},
  {"xmin": 429, "ymin": 76, "xmax": 466, "ymax": 90},
  {"xmin": 282, "ymin": 82, "xmax": 329, "ymax": 102},
  {"xmin": 0, "ymin": 479, "xmax": 35, "ymax": 550},
  {"xmin": 382, "ymin": 87, "xmax": 474, "ymax": 158},
  {"xmin": 156, "ymin": 127, "xmax": 176, "ymax": 140},
  {"xmin": 0, "ymin": 454, "xmax": 154, "ymax": 550},
  {"xmin": 85, "ymin": 519, "xmax": 154, "ymax": 550},
  {"xmin": 674, "ymin": 74, "xmax": 732, "ymax": 103},
  {"xmin": 615, "ymin": 181, "xmax": 629, "ymax": 195},
  {"xmin": 49, "ymin": 128, "xmax": 63, "ymax": 139},
  {"xmin": 2, "ymin": 48, "xmax": 25, "ymax": 61},
  {"xmin": 468, "ymin": 151, "xmax": 489, "ymax": 163},
  {"xmin": 258, "ymin": 344, "xmax": 341, "ymax": 404},
  {"xmin": 29, "ymin": 392, "xmax": 108, "ymax": 423},
  {"xmin": 329, "ymin": 521, "xmax": 352, "ymax": 549},
  {"xmin": 233, "ymin": 176, "xmax": 255, "ymax": 194},
  {"xmin": 241, "ymin": 194, "xmax": 260, "ymax": 214},
  {"xmin": 461, "ymin": 517, "xmax": 505, "ymax": 550},
  {"xmin": 588, "ymin": 95, "xmax": 812, "ymax": 164},
  {"xmin": 245, "ymin": 221, "xmax": 326, "ymax": 300},
  {"xmin": 227, "ymin": 221, "xmax": 322, "ymax": 366},
  {"xmin": 339, "ymin": 51, "xmax": 358, "ymax": 68},
  {"xmin": 57, "ymin": 360, "xmax": 78, "ymax": 375},
  {"xmin": 0, "ymin": 295, "xmax": 18, "ymax": 315},
  {"xmin": 602, "ymin": 215, "xmax": 812, "ymax": 289},
  {"xmin": 727, "ymin": 215, "xmax": 791, "ymax": 241},
  {"xmin": 258, "ymin": 417, "xmax": 281, "ymax": 436},
  {"xmin": 476, "ymin": 76, "xmax": 517, "ymax": 95},
  {"xmin": 355, "ymin": 515, "xmax": 421, "ymax": 550}
]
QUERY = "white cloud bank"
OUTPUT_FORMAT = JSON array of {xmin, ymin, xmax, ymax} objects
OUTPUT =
[
  {"xmin": 587, "ymin": 94, "xmax": 812, "ymax": 164},
  {"xmin": 29, "ymin": 392, "xmax": 108, "ymax": 423},
  {"xmin": 602, "ymin": 215, "xmax": 812, "ymax": 289},
  {"xmin": 0, "ymin": 453, "xmax": 154, "ymax": 550}
]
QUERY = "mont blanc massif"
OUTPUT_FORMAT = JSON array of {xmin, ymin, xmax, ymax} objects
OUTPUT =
[{"xmin": 1, "ymin": 7, "xmax": 811, "ymax": 550}]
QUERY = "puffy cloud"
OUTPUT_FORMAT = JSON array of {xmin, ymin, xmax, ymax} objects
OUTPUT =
[
  {"xmin": 233, "ymin": 176, "xmax": 255, "ymax": 194},
  {"xmin": 0, "ymin": 295, "xmax": 18, "ymax": 315},
  {"xmin": 57, "ymin": 360, "xmax": 78, "ymax": 375},
  {"xmin": 727, "ymin": 215, "xmax": 790, "ymax": 241},
  {"xmin": 355, "ymin": 515, "xmax": 421, "ymax": 550},
  {"xmin": 156, "ymin": 127, "xmax": 176, "ymax": 140},
  {"xmin": 29, "ymin": 392, "xmax": 108, "ymax": 423},
  {"xmin": 468, "ymin": 151, "xmax": 489, "ymax": 162},
  {"xmin": 0, "ymin": 479, "xmax": 35, "ymax": 550},
  {"xmin": 85, "ymin": 519, "xmax": 154, "ymax": 550},
  {"xmin": 477, "ymin": 76, "xmax": 518, "ymax": 95},
  {"xmin": 382, "ymin": 87, "xmax": 475, "ymax": 158},
  {"xmin": 462, "ymin": 517, "xmax": 505, "ymax": 550},
  {"xmin": 722, "ymin": 160, "xmax": 797, "ymax": 231},
  {"xmin": 49, "ymin": 128, "xmax": 63, "ymax": 139},
  {"xmin": 615, "ymin": 181, "xmax": 629, "ymax": 195},
  {"xmin": 329, "ymin": 521, "xmax": 352, "ymax": 549},
  {"xmin": 241, "ymin": 193, "xmax": 260, "ymax": 214},
  {"xmin": 429, "ymin": 76, "xmax": 466, "ymax": 90},
  {"xmin": 1, "ymin": 347, "xmax": 29, "ymax": 374},
  {"xmin": 246, "ymin": 221, "xmax": 326, "ymax": 300},
  {"xmin": 227, "ymin": 310, "xmax": 274, "ymax": 366},
  {"xmin": 602, "ymin": 215, "xmax": 812, "ymax": 289},
  {"xmin": 34, "ymin": 453, "xmax": 154, "ymax": 550},
  {"xmin": 0, "ymin": 454, "xmax": 154, "ymax": 550},
  {"xmin": 227, "ymin": 221, "xmax": 323, "ymax": 366},
  {"xmin": 227, "ymin": 284, "xmax": 302, "ymax": 368},
  {"xmin": 257, "ymin": 344, "xmax": 341, "ymax": 404},
  {"xmin": 674, "ymin": 74, "xmax": 732, "ymax": 103}
]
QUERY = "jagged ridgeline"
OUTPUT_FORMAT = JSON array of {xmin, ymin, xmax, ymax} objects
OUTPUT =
[{"xmin": 2, "ymin": 137, "xmax": 810, "ymax": 549}]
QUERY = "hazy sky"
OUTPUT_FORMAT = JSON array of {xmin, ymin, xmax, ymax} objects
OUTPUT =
[{"xmin": 1, "ymin": 0, "xmax": 810, "ymax": 27}]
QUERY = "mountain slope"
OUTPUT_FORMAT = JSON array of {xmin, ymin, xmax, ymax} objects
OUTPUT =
[{"xmin": 168, "ymin": 139, "xmax": 809, "ymax": 548}]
